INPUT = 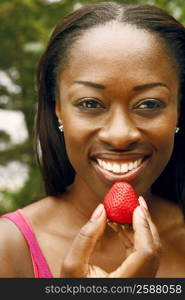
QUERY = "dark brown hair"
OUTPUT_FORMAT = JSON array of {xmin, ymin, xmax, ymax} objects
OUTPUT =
[{"xmin": 36, "ymin": 1, "xmax": 185, "ymax": 214}]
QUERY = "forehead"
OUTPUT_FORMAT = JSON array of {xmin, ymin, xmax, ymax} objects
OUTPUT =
[
  {"xmin": 60, "ymin": 22, "xmax": 177, "ymax": 87},
  {"xmin": 76, "ymin": 22, "xmax": 157, "ymax": 58}
]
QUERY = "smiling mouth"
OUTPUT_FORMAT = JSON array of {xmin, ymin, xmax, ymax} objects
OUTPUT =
[
  {"xmin": 96, "ymin": 157, "xmax": 143, "ymax": 175},
  {"xmin": 91, "ymin": 155, "xmax": 149, "ymax": 183}
]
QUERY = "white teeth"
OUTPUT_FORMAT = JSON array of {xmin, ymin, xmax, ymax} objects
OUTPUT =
[
  {"xmin": 128, "ymin": 162, "xmax": 134, "ymax": 170},
  {"xmin": 121, "ymin": 164, "xmax": 128, "ymax": 173},
  {"xmin": 102, "ymin": 161, "xmax": 107, "ymax": 169},
  {"xmin": 133, "ymin": 160, "xmax": 138, "ymax": 168},
  {"xmin": 107, "ymin": 162, "xmax": 112, "ymax": 171},
  {"xmin": 96, "ymin": 158, "xmax": 143, "ymax": 174},
  {"xmin": 97, "ymin": 159, "xmax": 103, "ymax": 168},
  {"xmin": 113, "ymin": 163, "xmax": 120, "ymax": 173},
  {"xmin": 138, "ymin": 158, "xmax": 142, "ymax": 165}
]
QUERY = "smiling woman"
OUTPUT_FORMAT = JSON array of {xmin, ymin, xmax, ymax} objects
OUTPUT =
[{"xmin": 0, "ymin": 1, "xmax": 185, "ymax": 278}]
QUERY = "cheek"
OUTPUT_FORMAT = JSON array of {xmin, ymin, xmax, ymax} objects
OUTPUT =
[
  {"xmin": 63, "ymin": 124, "xmax": 91, "ymax": 171},
  {"xmin": 153, "ymin": 128, "xmax": 175, "ymax": 164},
  {"xmin": 62, "ymin": 106, "xmax": 98, "ymax": 152},
  {"xmin": 140, "ymin": 106, "xmax": 177, "ymax": 149},
  {"xmin": 61, "ymin": 104, "xmax": 98, "ymax": 173},
  {"xmin": 137, "ymin": 111, "xmax": 177, "ymax": 186},
  {"xmin": 148, "ymin": 115, "xmax": 176, "ymax": 176}
]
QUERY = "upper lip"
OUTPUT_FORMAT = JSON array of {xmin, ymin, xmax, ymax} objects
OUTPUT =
[{"xmin": 91, "ymin": 152, "xmax": 151, "ymax": 161}]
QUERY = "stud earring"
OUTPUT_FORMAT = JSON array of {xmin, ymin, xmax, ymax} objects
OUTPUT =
[
  {"xmin": 58, "ymin": 124, "xmax": 64, "ymax": 132},
  {"xmin": 175, "ymin": 127, "xmax": 180, "ymax": 133}
]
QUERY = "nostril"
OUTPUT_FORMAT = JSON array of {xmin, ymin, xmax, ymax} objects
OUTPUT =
[
  {"xmin": 98, "ymin": 133, "xmax": 141, "ymax": 151},
  {"xmin": 108, "ymin": 141, "xmax": 141, "ymax": 152},
  {"xmin": 97, "ymin": 110, "xmax": 142, "ymax": 149}
]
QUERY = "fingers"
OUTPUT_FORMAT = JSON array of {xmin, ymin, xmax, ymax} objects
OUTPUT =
[
  {"xmin": 133, "ymin": 199, "xmax": 156, "ymax": 251},
  {"xmin": 119, "ymin": 225, "xmax": 133, "ymax": 249},
  {"xmin": 109, "ymin": 197, "xmax": 162, "ymax": 278},
  {"xmin": 61, "ymin": 203, "xmax": 107, "ymax": 277},
  {"xmin": 108, "ymin": 221, "xmax": 133, "ymax": 250},
  {"xmin": 139, "ymin": 196, "xmax": 161, "ymax": 250},
  {"xmin": 135, "ymin": 196, "xmax": 162, "ymax": 252}
]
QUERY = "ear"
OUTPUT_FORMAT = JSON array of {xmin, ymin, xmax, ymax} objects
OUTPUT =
[
  {"xmin": 177, "ymin": 93, "xmax": 182, "ymax": 121},
  {"xmin": 55, "ymin": 100, "xmax": 62, "ymax": 123}
]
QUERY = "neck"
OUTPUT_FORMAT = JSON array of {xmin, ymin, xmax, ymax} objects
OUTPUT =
[
  {"xmin": 67, "ymin": 175, "xmax": 102, "ymax": 222},
  {"xmin": 64, "ymin": 176, "xmax": 116, "ymax": 245},
  {"xmin": 65, "ymin": 178, "xmax": 178, "ymax": 232}
]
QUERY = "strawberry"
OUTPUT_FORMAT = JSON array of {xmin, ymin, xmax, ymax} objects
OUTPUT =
[{"xmin": 103, "ymin": 182, "xmax": 139, "ymax": 224}]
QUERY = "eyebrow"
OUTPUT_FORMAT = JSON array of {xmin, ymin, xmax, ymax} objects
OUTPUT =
[
  {"xmin": 133, "ymin": 82, "xmax": 168, "ymax": 91},
  {"xmin": 73, "ymin": 80, "xmax": 105, "ymax": 89},
  {"xmin": 73, "ymin": 80, "xmax": 168, "ymax": 91}
]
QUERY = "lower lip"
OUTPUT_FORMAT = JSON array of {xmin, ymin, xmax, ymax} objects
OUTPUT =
[{"xmin": 91, "ymin": 158, "xmax": 149, "ymax": 185}]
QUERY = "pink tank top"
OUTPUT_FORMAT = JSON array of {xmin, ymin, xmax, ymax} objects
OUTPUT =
[{"xmin": 0, "ymin": 209, "xmax": 53, "ymax": 278}]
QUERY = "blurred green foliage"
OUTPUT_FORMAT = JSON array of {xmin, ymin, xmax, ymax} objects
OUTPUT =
[{"xmin": 0, "ymin": 0, "xmax": 185, "ymax": 214}]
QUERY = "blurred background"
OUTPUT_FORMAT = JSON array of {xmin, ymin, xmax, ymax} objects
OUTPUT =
[{"xmin": 0, "ymin": 0, "xmax": 185, "ymax": 214}]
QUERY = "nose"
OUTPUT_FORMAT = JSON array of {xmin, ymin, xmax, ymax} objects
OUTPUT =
[{"xmin": 98, "ymin": 107, "xmax": 141, "ymax": 149}]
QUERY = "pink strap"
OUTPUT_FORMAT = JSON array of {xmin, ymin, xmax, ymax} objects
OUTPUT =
[{"xmin": 0, "ymin": 209, "xmax": 53, "ymax": 278}]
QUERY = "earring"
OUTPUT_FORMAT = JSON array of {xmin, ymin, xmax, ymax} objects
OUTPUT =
[
  {"xmin": 175, "ymin": 127, "xmax": 180, "ymax": 133},
  {"xmin": 58, "ymin": 124, "xmax": 64, "ymax": 132}
]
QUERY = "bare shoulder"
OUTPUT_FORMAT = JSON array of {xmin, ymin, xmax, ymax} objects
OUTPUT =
[
  {"xmin": 153, "ymin": 196, "xmax": 185, "ymax": 244},
  {"xmin": 0, "ymin": 216, "xmax": 34, "ymax": 277},
  {"xmin": 0, "ymin": 196, "xmax": 56, "ymax": 278},
  {"xmin": 21, "ymin": 195, "xmax": 67, "ymax": 229},
  {"xmin": 151, "ymin": 195, "xmax": 184, "ymax": 228}
]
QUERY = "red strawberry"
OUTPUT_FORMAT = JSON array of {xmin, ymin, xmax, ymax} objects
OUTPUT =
[{"xmin": 103, "ymin": 182, "xmax": 139, "ymax": 224}]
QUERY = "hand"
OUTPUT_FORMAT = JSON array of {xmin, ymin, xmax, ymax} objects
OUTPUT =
[{"xmin": 60, "ymin": 197, "xmax": 162, "ymax": 278}]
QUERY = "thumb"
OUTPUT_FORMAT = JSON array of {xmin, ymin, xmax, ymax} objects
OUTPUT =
[{"xmin": 61, "ymin": 203, "xmax": 106, "ymax": 277}]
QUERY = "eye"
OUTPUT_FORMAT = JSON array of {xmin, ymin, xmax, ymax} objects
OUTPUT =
[
  {"xmin": 135, "ymin": 99, "xmax": 165, "ymax": 110},
  {"xmin": 76, "ymin": 98, "xmax": 105, "ymax": 110}
]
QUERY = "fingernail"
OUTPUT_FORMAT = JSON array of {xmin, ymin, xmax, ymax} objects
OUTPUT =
[
  {"xmin": 138, "ymin": 196, "xmax": 148, "ymax": 210},
  {"xmin": 91, "ymin": 203, "xmax": 104, "ymax": 220},
  {"xmin": 121, "ymin": 224, "xmax": 131, "ymax": 230},
  {"xmin": 137, "ymin": 206, "xmax": 145, "ymax": 218},
  {"xmin": 107, "ymin": 222, "xmax": 119, "ymax": 232},
  {"xmin": 121, "ymin": 224, "xmax": 126, "ymax": 230}
]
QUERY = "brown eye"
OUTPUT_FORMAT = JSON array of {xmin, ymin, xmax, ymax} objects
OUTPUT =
[
  {"xmin": 77, "ymin": 98, "xmax": 104, "ymax": 109},
  {"xmin": 135, "ymin": 99, "xmax": 165, "ymax": 110}
]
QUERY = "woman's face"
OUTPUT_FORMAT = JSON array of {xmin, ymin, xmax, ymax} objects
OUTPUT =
[{"xmin": 56, "ymin": 23, "xmax": 179, "ymax": 198}]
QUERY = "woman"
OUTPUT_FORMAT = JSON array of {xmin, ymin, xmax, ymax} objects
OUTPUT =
[{"xmin": 0, "ymin": 1, "xmax": 185, "ymax": 277}]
